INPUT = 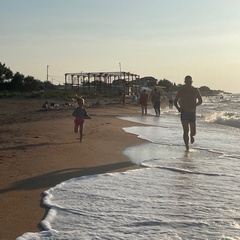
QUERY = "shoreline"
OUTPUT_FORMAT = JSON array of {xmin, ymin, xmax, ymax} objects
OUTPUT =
[{"xmin": 0, "ymin": 99, "xmax": 149, "ymax": 239}]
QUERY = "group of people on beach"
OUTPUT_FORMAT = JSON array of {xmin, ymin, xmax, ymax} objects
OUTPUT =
[
  {"xmin": 138, "ymin": 88, "xmax": 163, "ymax": 117},
  {"xmin": 71, "ymin": 75, "xmax": 202, "ymax": 151},
  {"xmin": 138, "ymin": 88, "xmax": 175, "ymax": 117},
  {"xmin": 137, "ymin": 75, "xmax": 202, "ymax": 150}
]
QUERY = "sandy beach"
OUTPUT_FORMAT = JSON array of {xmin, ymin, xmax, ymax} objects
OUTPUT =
[{"xmin": 0, "ymin": 97, "xmax": 153, "ymax": 240}]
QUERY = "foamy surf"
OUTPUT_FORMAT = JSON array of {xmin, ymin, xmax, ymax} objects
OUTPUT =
[{"xmin": 17, "ymin": 94, "xmax": 240, "ymax": 239}]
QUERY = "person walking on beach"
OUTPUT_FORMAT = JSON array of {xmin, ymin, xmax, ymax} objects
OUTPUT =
[
  {"xmin": 151, "ymin": 88, "xmax": 161, "ymax": 117},
  {"xmin": 72, "ymin": 97, "xmax": 91, "ymax": 142},
  {"xmin": 138, "ymin": 89, "xmax": 148, "ymax": 116},
  {"xmin": 174, "ymin": 75, "xmax": 202, "ymax": 151},
  {"xmin": 167, "ymin": 89, "xmax": 174, "ymax": 109},
  {"xmin": 120, "ymin": 91, "xmax": 126, "ymax": 107}
]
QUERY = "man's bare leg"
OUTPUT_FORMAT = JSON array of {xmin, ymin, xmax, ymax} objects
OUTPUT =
[
  {"xmin": 190, "ymin": 122, "xmax": 196, "ymax": 144},
  {"xmin": 182, "ymin": 121, "xmax": 189, "ymax": 151}
]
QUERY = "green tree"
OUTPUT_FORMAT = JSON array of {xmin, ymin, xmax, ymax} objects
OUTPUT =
[
  {"xmin": 0, "ymin": 62, "xmax": 13, "ymax": 83},
  {"xmin": 158, "ymin": 78, "xmax": 178, "ymax": 91},
  {"xmin": 11, "ymin": 72, "xmax": 25, "ymax": 91},
  {"xmin": 43, "ymin": 80, "xmax": 56, "ymax": 90},
  {"xmin": 199, "ymin": 86, "xmax": 213, "ymax": 96},
  {"xmin": 24, "ymin": 76, "xmax": 40, "ymax": 91}
]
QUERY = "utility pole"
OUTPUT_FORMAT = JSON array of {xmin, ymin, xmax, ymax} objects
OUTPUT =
[
  {"xmin": 47, "ymin": 65, "xmax": 49, "ymax": 81},
  {"xmin": 119, "ymin": 62, "xmax": 122, "ymax": 79}
]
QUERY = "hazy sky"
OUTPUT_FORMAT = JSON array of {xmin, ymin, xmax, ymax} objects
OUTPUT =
[{"xmin": 1, "ymin": 0, "xmax": 240, "ymax": 92}]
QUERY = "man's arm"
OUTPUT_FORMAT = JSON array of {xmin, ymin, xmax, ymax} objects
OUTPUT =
[
  {"xmin": 174, "ymin": 91, "xmax": 181, "ymax": 112},
  {"xmin": 196, "ymin": 89, "xmax": 203, "ymax": 107}
]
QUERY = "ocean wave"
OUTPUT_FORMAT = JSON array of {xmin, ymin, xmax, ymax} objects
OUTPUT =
[{"xmin": 205, "ymin": 111, "xmax": 240, "ymax": 129}]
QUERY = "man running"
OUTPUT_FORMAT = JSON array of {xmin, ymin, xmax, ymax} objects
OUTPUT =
[{"xmin": 174, "ymin": 75, "xmax": 202, "ymax": 151}]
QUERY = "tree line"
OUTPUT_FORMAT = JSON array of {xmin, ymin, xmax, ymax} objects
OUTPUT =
[
  {"xmin": 0, "ymin": 62, "xmax": 216, "ymax": 96},
  {"xmin": 0, "ymin": 62, "xmax": 55, "ymax": 92}
]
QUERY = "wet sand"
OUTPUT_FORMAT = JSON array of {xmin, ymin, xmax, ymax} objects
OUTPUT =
[{"xmin": 0, "ymin": 97, "xmax": 149, "ymax": 239}]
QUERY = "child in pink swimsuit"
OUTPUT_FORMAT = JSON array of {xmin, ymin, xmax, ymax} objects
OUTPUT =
[{"xmin": 72, "ymin": 97, "xmax": 91, "ymax": 142}]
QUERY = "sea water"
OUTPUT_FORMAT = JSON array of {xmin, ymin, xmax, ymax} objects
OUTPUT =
[{"xmin": 17, "ymin": 94, "xmax": 240, "ymax": 240}]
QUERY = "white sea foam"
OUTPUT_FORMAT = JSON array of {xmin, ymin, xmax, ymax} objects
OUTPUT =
[{"xmin": 17, "ymin": 93, "xmax": 240, "ymax": 240}]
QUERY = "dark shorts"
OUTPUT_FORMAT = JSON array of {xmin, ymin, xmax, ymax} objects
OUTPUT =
[
  {"xmin": 74, "ymin": 119, "xmax": 84, "ymax": 125},
  {"xmin": 153, "ymin": 101, "xmax": 161, "ymax": 110},
  {"xmin": 181, "ymin": 111, "xmax": 196, "ymax": 123}
]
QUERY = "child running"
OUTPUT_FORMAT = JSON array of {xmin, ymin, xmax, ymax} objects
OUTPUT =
[{"xmin": 72, "ymin": 97, "xmax": 91, "ymax": 142}]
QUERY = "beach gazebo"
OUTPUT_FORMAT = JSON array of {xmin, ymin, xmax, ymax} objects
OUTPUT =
[{"xmin": 64, "ymin": 71, "xmax": 140, "ymax": 94}]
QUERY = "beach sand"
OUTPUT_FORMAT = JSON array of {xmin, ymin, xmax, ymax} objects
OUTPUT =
[{"xmin": 0, "ymin": 97, "xmax": 153, "ymax": 240}]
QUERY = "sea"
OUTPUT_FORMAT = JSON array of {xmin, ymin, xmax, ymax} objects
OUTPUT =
[{"xmin": 17, "ymin": 93, "xmax": 240, "ymax": 240}]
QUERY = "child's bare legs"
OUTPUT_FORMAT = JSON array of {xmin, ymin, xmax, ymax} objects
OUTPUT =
[
  {"xmin": 74, "ymin": 124, "xmax": 83, "ymax": 142},
  {"xmin": 79, "ymin": 124, "xmax": 83, "ymax": 142},
  {"xmin": 74, "ymin": 124, "xmax": 78, "ymax": 133}
]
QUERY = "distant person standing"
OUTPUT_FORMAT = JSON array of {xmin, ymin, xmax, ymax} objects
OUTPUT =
[
  {"xmin": 149, "ymin": 89, "xmax": 155, "ymax": 106},
  {"xmin": 174, "ymin": 75, "xmax": 202, "ymax": 151},
  {"xmin": 151, "ymin": 88, "xmax": 161, "ymax": 117},
  {"xmin": 167, "ymin": 90, "xmax": 174, "ymax": 109},
  {"xmin": 38, "ymin": 82, "xmax": 46, "ymax": 92},
  {"xmin": 120, "ymin": 91, "xmax": 126, "ymax": 107},
  {"xmin": 138, "ymin": 89, "xmax": 148, "ymax": 116},
  {"xmin": 72, "ymin": 97, "xmax": 91, "ymax": 142}
]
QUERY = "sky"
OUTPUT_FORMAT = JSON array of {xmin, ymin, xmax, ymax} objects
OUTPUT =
[{"xmin": 1, "ymin": 0, "xmax": 240, "ymax": 93}]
